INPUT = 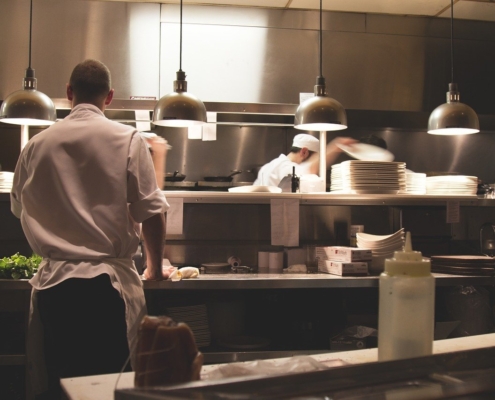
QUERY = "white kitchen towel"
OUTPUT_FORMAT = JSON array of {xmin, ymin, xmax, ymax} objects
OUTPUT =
[
  {"xmin": 270, "ymin": 198, "xmax": 299, "ymax": 247},
  {"xmin": 258, "ymin": 251, "xmax": 270, "ymax": 270},
  {"xmin": 165, "ymin": 197, "xmax": 184, "ymax": 235},
  {"xmin": 268, "ymin": 251, "xmax": 284, "ymax": 272}
]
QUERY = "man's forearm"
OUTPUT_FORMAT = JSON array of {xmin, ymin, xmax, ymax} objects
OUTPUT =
[{"xmin": 142, "ymin": 212, "xmax": 167, "ymax": 280}]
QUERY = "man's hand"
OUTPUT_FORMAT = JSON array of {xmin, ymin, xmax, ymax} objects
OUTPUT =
[
  {"xmin": 326, "ymin": 137, "xmax": 357, "ymax": 165},
  {"xmin": 326, "ymin": 137, "xmax": 357, "ymax": 154}
]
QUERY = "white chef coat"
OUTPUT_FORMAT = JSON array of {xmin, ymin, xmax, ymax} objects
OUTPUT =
[
  {"xmin": 11, "ymin": 104, "xmax": 169, "ymax": 392},
  {"xmin": 253, "ymin": 154, "xmax": 311, "ymax": 187}
]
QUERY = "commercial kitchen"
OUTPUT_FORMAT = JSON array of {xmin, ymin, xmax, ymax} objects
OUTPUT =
[{"xmin": 1, "ymin": 0, "xmax": 495, "ymax": 399}]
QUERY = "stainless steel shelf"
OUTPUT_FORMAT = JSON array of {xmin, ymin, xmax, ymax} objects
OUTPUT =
[
  {"xmin": 161, "ymin": 191, "xmax": 486, "ymax": 206},
  {"xmin": 3, "ymin": 274, "xmax": 491, "ymax": 292},
  {"xmin": 0, "ymin": 191, "xmax": 490, "ymax": 206},
  {"xmin": 141, "ymin": 273, "xmax": 493, "ymax": 290}
]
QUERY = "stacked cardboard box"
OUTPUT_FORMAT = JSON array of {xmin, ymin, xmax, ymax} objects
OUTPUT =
[{"xmin": 316, "ymin": 246, "xmax": 372, "ymax": 276}]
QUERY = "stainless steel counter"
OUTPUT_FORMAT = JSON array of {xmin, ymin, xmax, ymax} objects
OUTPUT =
[
  {"xmin": 143, "ymin": 272, "xmax": 492, "ymax": 290},
  {"xmin": 1, "ymin": 273, "xmax": 492, "ymax": 291},
  {"xmin": 162, "ymin": 191, "xmax": 487, "ymax": 206},
  {"xmin": 0, "ymin": 191, "xmax": 490, "ymax": 206},
  {"xmin": 61, "ymin": 334, "xmax": 495, "ymax": 400}
]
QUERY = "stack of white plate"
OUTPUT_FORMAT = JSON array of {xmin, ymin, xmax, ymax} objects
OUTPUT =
[
  {"xmin": 356, "ymin": 228, "xmax": 405, "ymax": 273},
  {"xmin": 403, "ymin": 172, "xmax": 427, "ymax": 195},
  {"xmin": 165, "ymin": 304, "xmax": 211, "ymax": 348},
  {"xmin": 0, "ymin": 172, "xmax": 14, "ymax": 193},
  {"xmin": 330, "ymin": 160, "xmax": 406, "ymax": 194},
  {"xmin": 425, "ymin": 175, "xmax": 478, "ymax": 196}
]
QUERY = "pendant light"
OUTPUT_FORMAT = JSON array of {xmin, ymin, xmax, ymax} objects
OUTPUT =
[
  {"xmin": 427, "ymin": 0, "xmax": 479, "ymax": 135},
  {"xmin": 294, "ymin": 0, "xmax": 347, "ymax": 131},
  {"xmin": 0, "ymin": 0, "xmax": 56, "ymax": 126},
  {"xmin": 153, "ymin": 0, "xmax": 206, "ymax": 128}
]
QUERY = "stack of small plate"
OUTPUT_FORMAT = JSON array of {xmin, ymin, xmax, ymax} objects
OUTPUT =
[
  {"xmin": 330, "ymin": 161, "xmax": 406, "ymax": 194},
  {"xmin": 0, "ymin": 172, "xmax": 14, "ymax": 193},
  {"xmin": 403, "ymin": 172, "xmax": 427, "ymax": 195},
  {"xmin": 425, "ymin": 175, "xmax": 478, "ymax": 196},
  {"xmin": 165, "ymin": 304, "xmax": 211, "ymax": 348},
  {"xmin": 356, "ymin": 229, "xmax": 405, "ymax": 273}
]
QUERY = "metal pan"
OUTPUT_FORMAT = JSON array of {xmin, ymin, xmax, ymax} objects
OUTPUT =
[
  {"xmin": 165, "ymin": 171, "xmax": 186, "ymax": 182},
  {"xmin": 204, "ymin": 170, "xmax": 242, "ymax": 182}
]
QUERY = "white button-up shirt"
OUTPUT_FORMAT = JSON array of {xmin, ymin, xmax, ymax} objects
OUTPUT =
[
  {"xmin": 11, "ymin": 104, "xmax": 169, "ymax": 374},
  {"xmin": 254, "ymin": 154, "xmax": 312, "ymax": 187}
]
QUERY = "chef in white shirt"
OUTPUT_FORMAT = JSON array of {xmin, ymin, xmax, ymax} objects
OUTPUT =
[
  {"xmin": 11, "ymin": 59, "xmax": 168, "ymax": 399},
  {"xmin": 253, "ymin": 133, "xmax": 355, "ymax": 187}
]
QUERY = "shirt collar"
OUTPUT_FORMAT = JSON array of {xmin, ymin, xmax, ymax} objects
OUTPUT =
[{"xmin": 70, "ymin": 103, "xmax": 106, "ymax": 117}]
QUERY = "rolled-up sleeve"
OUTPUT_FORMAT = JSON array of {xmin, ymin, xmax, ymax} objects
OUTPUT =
[{"xmin": 127, "ymin": 134, "xmax": 169, "ymax": 223}]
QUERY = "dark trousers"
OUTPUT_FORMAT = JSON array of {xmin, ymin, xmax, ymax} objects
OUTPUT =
[{"xmin": 36, "ymin": 274, "xmax": 131, "ymax": 399}]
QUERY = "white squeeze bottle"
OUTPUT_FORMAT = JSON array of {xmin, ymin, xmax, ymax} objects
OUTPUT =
[{"xmin": 378, "ymin": 232, "xmax": 435, "ymax": 361}]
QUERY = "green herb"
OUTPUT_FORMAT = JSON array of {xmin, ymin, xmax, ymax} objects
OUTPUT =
[{"xmin": 0, "ymin": 253, "xmax": 42, "ymax": 280}]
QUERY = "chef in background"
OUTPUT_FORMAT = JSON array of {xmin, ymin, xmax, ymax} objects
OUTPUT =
[
  {"xmin": 253, "ymin": 133, "xmax": 356, "ymax": 187},
  {"xmin": 11, "ymin": 59, "xmax": 169, "ymax": 399}
]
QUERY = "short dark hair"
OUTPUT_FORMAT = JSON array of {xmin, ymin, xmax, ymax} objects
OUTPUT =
[
  {"xmin": 69, "ymin": 59, "xmax": 111, "ymax": 104},
  {"xmin": 289, "ymin": 146, "xmax": 316, "ymax": 157}
]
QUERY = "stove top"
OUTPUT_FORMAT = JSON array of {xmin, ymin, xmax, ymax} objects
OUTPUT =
[{"xmin": 164, "ymin": 181, "xmax": 254, "ymax": 191}]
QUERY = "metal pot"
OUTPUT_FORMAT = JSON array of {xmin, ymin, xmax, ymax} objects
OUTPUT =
[
  {"xmin": 165, "ymin": 171, "xmax": 186, "ymax": 182},
  {"xmin": 204, "ymin": 170, "xmax": 242, "ymax": 182}
]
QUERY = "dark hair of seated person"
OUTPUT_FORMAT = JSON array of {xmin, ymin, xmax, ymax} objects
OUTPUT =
[{"xmin": 359, "ymin": 134, "xmax": 387, "ymax": 150}]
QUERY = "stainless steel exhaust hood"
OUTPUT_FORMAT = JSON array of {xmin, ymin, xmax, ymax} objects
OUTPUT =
[{"xmin": 49, "ymin": 98, "xmax": 495, "ymax": 132}]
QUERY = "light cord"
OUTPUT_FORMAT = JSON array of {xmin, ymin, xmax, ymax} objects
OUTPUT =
[
  {"xmin": 319, "ymin": 0, "xmax": 323, "ymax": 78},
  {"xmin": 450, "ymin": 0, "xmax": 454, "ymax": 83},
  {"xmin": 29, "ymin": 0, "xmax": 33, "ymax": 69},
  {"xmin": 179, "ymin": 0, "xmax": 183, "ymax": 72}
]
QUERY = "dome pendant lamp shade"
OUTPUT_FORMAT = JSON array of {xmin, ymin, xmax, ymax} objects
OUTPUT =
[
  {"xmin": 427, "ymin": 83, "xmax": 479, "ymax": 135},
  {"xmin": 1, "ymin": 67, "xmax": 56, "ymax": 126},
  {"xmin": 0, "ymin": 0, "xmax": 56, "ymax": 127},
  {"xmin": 294, "ymin": 76, "xmax": 347, "ymax": 131},
  {"xmin": 152, "ymin": 0, "xmax": 206, "ymax": 128},
  {"xmin": 294, "ymin": 0, "xmax": 347, "ymax": 132},
  {"xmin": 153, "ymin": 70, "xmax": 206, "ymax": 127},
  {"xmin": 427, "ymin": 0, "xmax": 479, "ymax": 135}
]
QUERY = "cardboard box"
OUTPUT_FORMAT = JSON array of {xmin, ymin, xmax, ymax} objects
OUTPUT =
[
  {"xmin": 318, "ymin": 260, "xmax": 368, "ymax": 276},
  {"xmin": 316, "ymin": 246, "xmax": 372, "ymax": 262}
]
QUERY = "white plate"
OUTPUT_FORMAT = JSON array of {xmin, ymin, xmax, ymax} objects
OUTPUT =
[
  {"xmin": 228, "ymin": 185, "xmax": 282, "ymax": 193},
  {"xmin": 357, "ymin": 229, "xmax": 404, "ymax": 242},
  {"xmin": 338, "ymin": 144, "xmax": 395, "ymax": 161}
]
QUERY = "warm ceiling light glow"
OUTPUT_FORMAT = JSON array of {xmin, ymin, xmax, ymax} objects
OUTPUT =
[
  {"xmin": 294, "ymin": 0, "xmax": 347, "ymax": 132},
  {"xmin": 0, "ymin": 0, "xmax": 55, "ymax": 127},
  {"xmin": 427, "ymin": 0, "xmax": 479, "ymax": 136},
  {"xmin": 153, "ymin": 0, "xmax": 206, "ymax": 128}
]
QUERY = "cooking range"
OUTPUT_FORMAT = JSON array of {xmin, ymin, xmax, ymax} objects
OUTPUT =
[{"xmin": 164, "ymin": 181, "xmax": 253, "ymax": 191}]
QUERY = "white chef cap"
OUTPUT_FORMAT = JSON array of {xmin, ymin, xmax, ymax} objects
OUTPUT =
[{"xmin": 292, "ymin": 134, "xmax": 320, "ymax": 153}]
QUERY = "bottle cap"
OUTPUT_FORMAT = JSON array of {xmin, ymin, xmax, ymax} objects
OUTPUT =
[{"xmin": 383, "ymin": 232, "xmax": 431, "ymax": 276}]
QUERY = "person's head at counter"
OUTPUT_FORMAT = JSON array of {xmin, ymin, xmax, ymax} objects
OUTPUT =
[
  {"xmin": 287, "ymin": 134, "xmax": 320, "ymax": 164},
  {"xmin": 253, "ymin": 133, "xmax": 355, "ymax": 187},
  {"xmin": 66, "ymin": 59, "xmax": 114, "ymax": 110}
]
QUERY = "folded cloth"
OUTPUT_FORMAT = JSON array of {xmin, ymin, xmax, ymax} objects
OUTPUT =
[
  {"xmin": 284, "ymin": 264, "xmax": 308, "ymax": 273},
  {"xmin": 169, "ymin": 267, "xmax": 199, "ymax": 281},
  {"xmin": 179, "ymin": 267, "xmax": 199, "ymax": 279}
]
